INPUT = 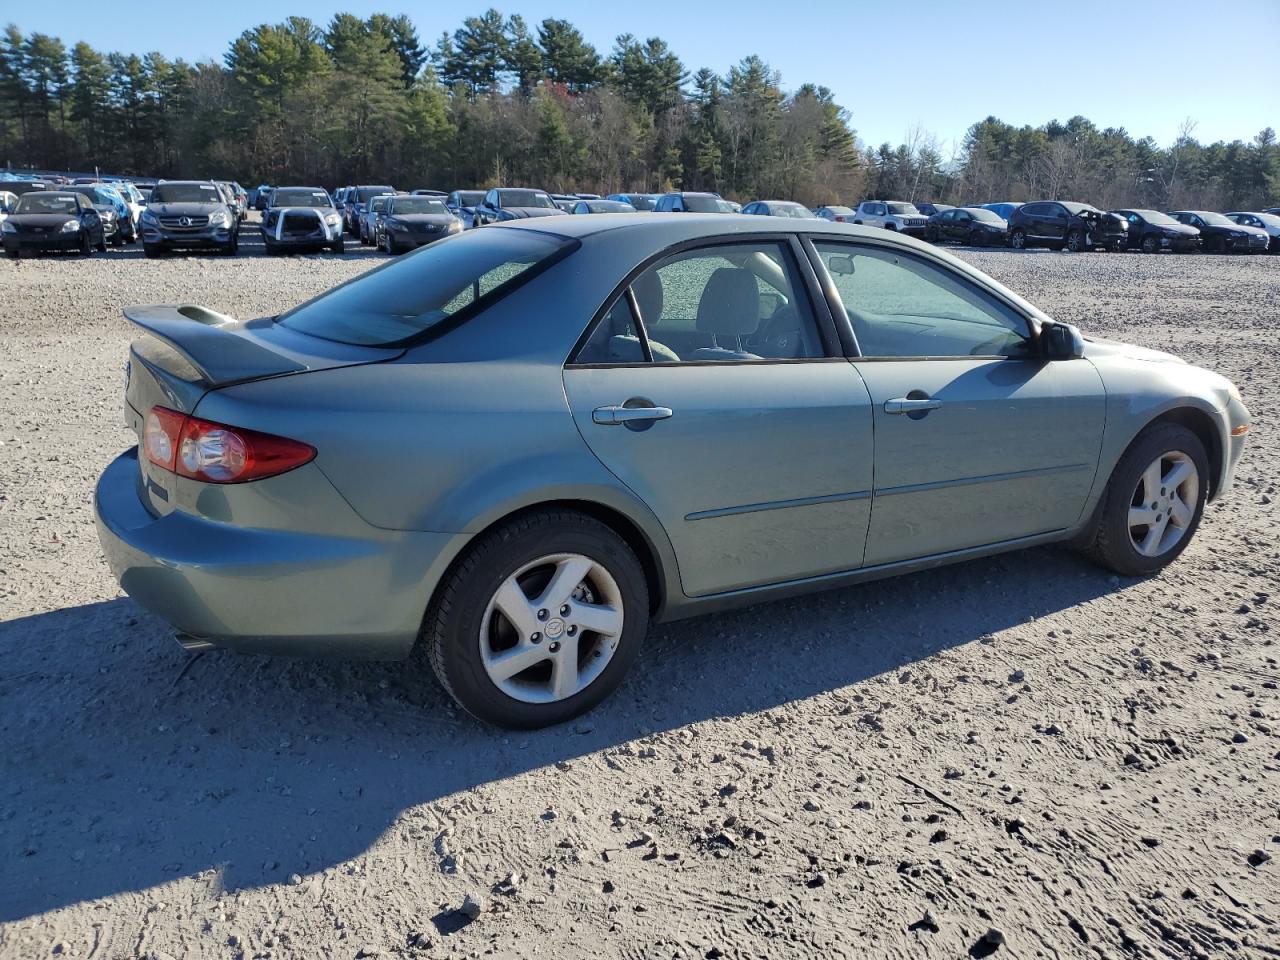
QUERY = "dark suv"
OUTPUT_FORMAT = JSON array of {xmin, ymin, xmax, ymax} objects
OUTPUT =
[
  {"xmin": 139, "ymin": 180, "xmax": 239, "ymax": 257},
  {"xmin": 1007, "ymin": 201, "xmax": 1127, "ymax": 252},
  {"xmin": 341, "ymin": 185, "xmax": 395, "ymax": 236}
]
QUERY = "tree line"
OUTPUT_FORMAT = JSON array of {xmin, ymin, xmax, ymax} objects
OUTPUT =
[{"xmin": 1, "ymin": 12, "xmax": 1276, "ymax": 211}]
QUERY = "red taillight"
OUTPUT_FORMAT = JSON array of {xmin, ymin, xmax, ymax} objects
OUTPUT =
[
  {"xmin": 143, "ymin": 406, "xmax": 315, "ymax": 483},
  {"xmin": 835, "ymin": 215, "xmax": 847, "ymax": 223}
]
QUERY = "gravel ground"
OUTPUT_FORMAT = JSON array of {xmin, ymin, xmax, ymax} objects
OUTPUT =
[{"xmin": 1, "ymin": 232, "xmax": 1279, "ymax": 959}]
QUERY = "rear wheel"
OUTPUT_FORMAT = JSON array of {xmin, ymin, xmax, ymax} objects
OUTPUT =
[
  {"xmin": 425, "ymin": 510, "xmax": 649, "ymax": 728},
  {"xmin": 1010, "ymin": 228, "xmax": 1027, "ymax": 249},
  {"xmin": 1079, "ymin": 423, "xmax": 1208, "ymax": 577}
]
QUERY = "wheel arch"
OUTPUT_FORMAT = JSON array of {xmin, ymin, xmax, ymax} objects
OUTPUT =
[{"xmin": 1143, "ymin": 406, "xmax": 1224, "ymax": 499}]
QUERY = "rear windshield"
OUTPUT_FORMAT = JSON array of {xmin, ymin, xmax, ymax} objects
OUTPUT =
[
  {"xmin": 767, "ymin": 202, "xmax": 812, "ymax": 218},
  {"xmin": 966, "ymin": 207, "xmax": 1004, "ymax": 222},
  {"xmin": 279, "ymin": 229, "xmax": 572, "ymax": 346},
  {"xmin": 498, "ymin": 189, "xmax": 554, "ymax": 209},
  {"xmin": 683, "ymin": 194, "xmax": 722, "ymax": 213},
  {"xmin": 15, "ymin": 193, "xmax": 79, "ymax": 214},
  {"xmin": 1131, "ymin": 210, "xmax": 1177, "ymax": 226},
  {"xmin": 273, "ymin": 188, "xmax": 331, "ymax": 207},
  {"xmin": 356, "ymin": 187, "xmax": 395, "ymax": 203},
  {"xmin": 454, "ymin": 191, "xmax": 485, "ymax": 206},
  {"xmin": 390, "ymin": 197, "xmax": 448, "ymax": 214},
  {"xmin": 152, "ymin": 182, "xmax": 220, "ymax": 203}
]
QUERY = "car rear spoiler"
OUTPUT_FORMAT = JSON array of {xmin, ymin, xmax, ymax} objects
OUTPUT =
[{"xmin": 122, "ymin": 304, "xmax": 308, "ymax": 385}]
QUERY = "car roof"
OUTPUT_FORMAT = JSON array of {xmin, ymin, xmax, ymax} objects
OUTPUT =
[{"xmin": 496, "ymin": 211, "xmax": 928, "ymax": 244}]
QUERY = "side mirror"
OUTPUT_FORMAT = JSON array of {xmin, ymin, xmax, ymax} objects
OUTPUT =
[
  {"xmin": 827, "ymin": 254, "xmax": 856, "ymax": 276},
  {"xmin": 1040, "ymin": 320, "xmax": 1084, "ymax": 360}
]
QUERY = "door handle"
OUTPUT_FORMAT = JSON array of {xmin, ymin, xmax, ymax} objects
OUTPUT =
[
  {"xmin": 592, "ymin": 404, "xmax": 673, "ymax": 425},
  {"xmin": 884, "ymin": 397, "xmax": 942, "ymax": 415}
]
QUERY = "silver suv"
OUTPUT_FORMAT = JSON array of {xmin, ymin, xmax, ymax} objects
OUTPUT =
[
  {"xmin": 853, "ymin": 200, "xmax": 928, "ymax": 237},
  {"xmin": 140, "ymin": 180, "xmax": 238, "ymax": 257}
]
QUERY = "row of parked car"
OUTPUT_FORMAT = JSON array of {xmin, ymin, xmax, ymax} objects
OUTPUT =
[{"xmin": 5, "ymin": 172, "xmax": 1278, "ymax": 259}]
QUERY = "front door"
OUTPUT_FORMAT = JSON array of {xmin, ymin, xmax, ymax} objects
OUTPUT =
[
  {"xmin": 810, "ymin": 240, "xmax": 1106, "ymax": 566},
  {"xmin": 563, "ymin": 238, "xmax": 875, "ymax": 597}
]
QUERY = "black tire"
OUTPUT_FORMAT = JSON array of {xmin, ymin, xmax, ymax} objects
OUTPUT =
[
  {"xmin": 143, "ymin": 244, "xmax": 163, "ymax": 259},
  {"xmin": 80, "ymin": 233, "xmax": 93, "ymax": 257},
  {"xmin": 1207, "ymin": 235, "xmax": 1226, "ymax": 254},
  {"xmin": 330, "ymin": 238, "xmax": 345, "ymax": 254},
  {"xmin": 1066, "ymin": 229, "xmax": 1084, "ymax": 253},
  {"xmin": 1078, "ymin": 423, "xmax": 1209, "ymax": 577},
  {"xmin": 425, "ymin": 509, "xmax": 650, "ymax": 728},
  {"xmin": 1010, "ymin": 228, "xmax": 1027, "ymax": 249},
  {"xmin": 382, "ymin": 232, "xmax": 397, "ymax": 255},
  {"xmin": 223, "ymin": 236, "xmax": 238, "ymax": 256},
  {"xmin": 1141, "ymin": 234, "xmax": 1159, "ymax": 254},
  {"xmin": 924, "ymin": 226, "xmax": 938, "ymax": 243},
  {"xmin": 111, "ymin": 233, "xmax": 124, "ymax": 247},
  {"xmin": 968, "ymin": 229, "xmax": 984, "ymax": 247}
]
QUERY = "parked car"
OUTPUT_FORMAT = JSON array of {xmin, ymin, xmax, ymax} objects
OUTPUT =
[
  {"xmin": 0, "ymin": 190, "xmax": 17, "ymax": 223},
  {"xmin": 472, "ymin": 188, "xmax": 562, "ymax": 225},
  {"xmin": 252, "ymin": 184, "xmax": 273, "ymax": 211},
  {"xmin": 360, "ymin": 194, "xmax": 396, "ymax": 245},
  {"xmin": 1224, "ymin": 212, "xmax": 1280, "ymax": 252},
  {"xmin": 1008, "ymin": 201, "xmax": 1127, "ymax": 252},
  {"xmin": 261, "ymin": 186, "xmax": 345, "ymax": 255},
  {"xmin": 139, "ymin": 180, "xmax": 239, "ymax": 257},
  {"xmin": 981, "ymin": 202, "xmax": 1023, "ymax": 220},
  {"xmin": 654, "ymin": 192, "xmax": 725, "ymax": 212},
  {"xmin": 1169, "ymin": 211, "xmax": 1269, "ymax": 254},
  {"xmin": 551, "ymin": 194, "xmax": 579, "ymax": 213},
  {"xmin": 606, "ymin": 193, "xmax": 660, "ymax": 211},
  {"xmin": 718, "ymin": 199, "xmax": 742, "ymax": 213},
  {"xmin": 2, "ymin": 190, "xmax": 106, "ymax": 257},
  {"xmin": 109, "ymin": 181, "xmax": 147, "ymax": 230},
  {"xmin": 94, "ymin": 216, "xmax": 1249, "ymax": 727},
  {"xmin": 574, "ymin": 193, "xmax": 601, "ymax": 200},
  {"xmin": 813, "ymin": 205, "xmax": 856, "ymax": 223},
  {"xmin": 852, "ymin": 201, "xmax": 929, "ymax": 237},
  {"xmin": 342, "ymin": 185, "xmax": 395, "ymax": 235},
  {"xmin": 5, "ymin": 180, "xmax": 53, "ymax": 197},
  {"xmin": 1111, "ymin": 209, "xmax": 1200, "ymax": 254},
  {"xmin": 915, "ymin": 203, "xmax": 954, "ymax": 217},
  {"xmin": 924, "ymin": 206, "xmax": 1009, "ymax": 246},
  {"xmin": 1263, "ymin": 207, "xmax": 1280, "ymax": 217},
  {"xmin": 741, "ymin": 200, "xmax": 817, "ymax": 218},
  {"xmin": 377, "ymin": 194, "xmax": 462, "ymax": 253},
  {"xmin": 570, "ymin": 199, "xmax": 637, "ymax": 215},
  {"xmin": 62, "ymin": 184, "xmax": 133, "ymax": 245},
  {"xmin": 446, "ymin": 190, "xmax": 486, "ymax": 228}
]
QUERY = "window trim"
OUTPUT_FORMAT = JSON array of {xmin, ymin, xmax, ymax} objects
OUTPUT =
[
  {"xmin": 565, "ymin": 233, "xmax": 843, "ymax": 368},
  {"xmin": 805, "ymin": 236, "xmax": 1045, "ymax": 362}
]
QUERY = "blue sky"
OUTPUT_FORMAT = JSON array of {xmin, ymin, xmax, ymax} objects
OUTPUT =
[{"xmin": 10, "ymin": 0, "xmax": 1277, "ymax": 152}]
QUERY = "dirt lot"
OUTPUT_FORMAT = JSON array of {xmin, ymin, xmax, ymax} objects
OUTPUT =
[{"xmin": 1, "ymin": 234, "xmax": 1278, "ymax": 960}]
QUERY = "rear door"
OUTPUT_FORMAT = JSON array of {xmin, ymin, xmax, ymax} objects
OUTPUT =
[
  {"xmin": 810, "ymin": 239, "xmax": 1105, "ymax": 566},
  {"xmin": 563, "ymin": 237, "xmax": 875, "ymax": 597}
]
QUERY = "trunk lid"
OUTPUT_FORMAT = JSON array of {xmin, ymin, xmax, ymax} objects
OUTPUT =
[{"xmin": 122, "ymin": 304, "xmax": 402, "ymax": 515}]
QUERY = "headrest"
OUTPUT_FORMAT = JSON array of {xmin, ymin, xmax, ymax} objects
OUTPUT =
[
  {"xmin": 696, "ymin": 268, "xmax": 761, "ymax": 337},
  {"xmin": 632, "ymin": 269, "xmax": 664, "ymax": 326}
]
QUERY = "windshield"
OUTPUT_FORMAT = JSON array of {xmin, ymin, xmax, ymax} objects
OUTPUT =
[
  {"xmin": 152, "ymin": 182, "xmax": 221, "ymax": 203},
  {"xmin": 1193, "ymin": 212, "xmax": 1233, "ymax": 227},
  {"xmin": 273, "ymin": 188, "xmax": 331, "ymax": 208},
  {"xmin": 356, "ymin": 187, "xmax": 395, "ymax": 203},
  {"xmin": 279, "ymin": 229, "xmax": 572, "ymax": 346},
  {"xmin": 390, "ymin": 198, "xmax": 448, "ymax": 215},
  {"xmin": 624, "ymin": 195, "xmax": 656, "ymax": 211},
  {"xmin": 455, "ymin": 191, "xmax": 485, "ymax": 206},
  {"xmin": 1129, "ymin": 210, "xmax": 1178, "ymax": 226},
  {"xmin": 682, "ymin": 194, "xmax": 722, "ymax": 213},
  {"xmin": 16, "ymin": 194, "xmax": 79, "ymax": 215},
  {"xmin": 886, "ymin": 202, "xmax": 921, "ymax": 215},
  {"xmin": 965, "ymin": 207, "xmax": 1004, "ymax": 223},
  {"xmin": 497, "ymin": 189, "xmax": 554, "ymax": 209},
  {"xmin": 587, "ymin": 201, "xmax": 634, "ymax": 213},
  {"xmin": 767, "ymin": 202, "xmax": 811, "ymax": 218}
]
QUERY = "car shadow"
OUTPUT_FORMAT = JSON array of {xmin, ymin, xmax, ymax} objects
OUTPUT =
[{"xmin": 0, "ymin": 545, "xmax": 1122, "ymax": 921}]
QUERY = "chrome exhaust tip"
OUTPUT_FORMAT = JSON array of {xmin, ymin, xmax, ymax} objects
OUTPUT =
[{"xmin": 174, "ymin": 632, "xmax": 217, "ymax": 652}]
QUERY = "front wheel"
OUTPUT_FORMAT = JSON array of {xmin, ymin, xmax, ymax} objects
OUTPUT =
[
  {"xmin": 329, "ymin": 237, "xmax": 345, "ymax": 254},
  {"xmin": 425, "ymin": 510, "xmax": 649, "ymax": 728},
  {"xmin": 1141, "ymin": 234, "xmax": 1159, "ymax": 254},
  {"xmin": 1010, "ymin": 228, "xmax": 1027, "ymax": 249},
  {"xmin": 1066, "ymin": 229, "xmax": 1084, "ymax": 253},
  {"xmin": 1079, "ymin": 423, "xmax": 1208, "ymax": 577}
]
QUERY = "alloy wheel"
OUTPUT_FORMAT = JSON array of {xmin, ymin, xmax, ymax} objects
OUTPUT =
[
  {"xmin": 1128, "ymin": 451, "xmax": 1198, "ymax": 558},
  {"xmin": 478, "ymin": 553, "xmax": 624, "ymax": 704}
]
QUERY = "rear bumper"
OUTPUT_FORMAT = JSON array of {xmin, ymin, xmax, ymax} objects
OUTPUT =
[{"xmin": 94, "ymin": 448, "xmax": 468, "ymax": 660}]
